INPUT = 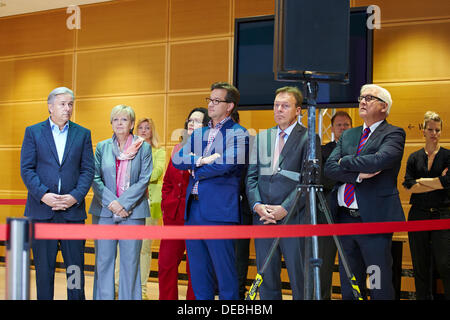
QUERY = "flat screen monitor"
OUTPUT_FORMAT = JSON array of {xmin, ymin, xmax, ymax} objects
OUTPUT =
[{"xmin": 233, "ymin": 7, "xmax": 373, "ymax": 109}]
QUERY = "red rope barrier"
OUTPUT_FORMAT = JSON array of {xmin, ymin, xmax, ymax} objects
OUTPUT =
[
  {"xmin": 0, "ymin": 219, "xmax": 449, "ymax": 241},
  {"xmin": 0, "ymin": 199, "xmax": 26, "ymax": 205}
]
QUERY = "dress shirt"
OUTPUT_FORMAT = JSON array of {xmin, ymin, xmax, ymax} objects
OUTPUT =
[
  {"xmin": 49, "ymin": 117, "xmax": 69, "ymax": 192},
  {"xmin": 191, "ymin": 116, "xmax": 231, "ymax": 195}
]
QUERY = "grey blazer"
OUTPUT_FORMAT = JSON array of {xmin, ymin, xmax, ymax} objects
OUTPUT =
[
  {"xmin": 246, "ymin": 123, "xmax": 321, "ymax": 220},
  {"xmin": 89, "ymin": 136, "xmax": 153, "ymax": 219}
]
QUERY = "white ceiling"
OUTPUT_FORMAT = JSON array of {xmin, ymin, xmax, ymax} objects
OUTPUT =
[{"xmin": 0, "ymin": 0, "xmax": 114, "ymax": 17}]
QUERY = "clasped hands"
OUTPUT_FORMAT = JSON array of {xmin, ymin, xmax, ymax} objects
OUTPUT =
[
  {"xmin": 41, "ymin": 193, "xmax": 77, "ymax": 211},
  {"xmin": 254, "ymin": 204, "xmax": 288, "ymax": 224},
  {"xmin": 108, "ymin": 200, "xmax": 130, "ymax": 218}
]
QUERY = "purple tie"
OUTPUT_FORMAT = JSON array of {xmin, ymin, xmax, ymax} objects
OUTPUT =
[{"xmin": 343, "ymin": 127, "xmax": 371, "ymax": 207}]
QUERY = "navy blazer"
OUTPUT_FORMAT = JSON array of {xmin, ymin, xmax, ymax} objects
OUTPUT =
[
  {"xmin": 324, "ymin": 120, "xmax": 406, "ymax": 223},
  {"xmin": 172, "ymin": 119, "xmax": 249, "ymax": 224},
  {"xmin": 20, "ymin": 119, "xmax": 95, "ymax": 221}
]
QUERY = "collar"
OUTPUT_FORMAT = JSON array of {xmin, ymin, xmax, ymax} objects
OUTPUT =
[
  {"xmin": 208, "ymin": 116, "xmax": 231, "ymax": 130},
  {"xmin": 363, "ymin": 119, "xmax": 383, "ymax": 134},
  {"xmin": 277, "ymin": 120, "xmax": 297, "ymax": 137},
  {"xmin": 49, "ymin": 117, "xmax": 69, "ymax": 133}
]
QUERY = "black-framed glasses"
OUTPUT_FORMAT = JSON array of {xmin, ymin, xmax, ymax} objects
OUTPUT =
[
  {"xmin": 358, "ymin": 95, "xmax": 385, "ymax": 103},
  {"xmin": 206, "ymin": 97, "xmax": 228, "ymax": 105}
]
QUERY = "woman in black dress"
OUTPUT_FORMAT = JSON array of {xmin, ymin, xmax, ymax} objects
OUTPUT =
[{"xmin": 403, "ymin": 111, "xmax": 450, "ymax": 300}]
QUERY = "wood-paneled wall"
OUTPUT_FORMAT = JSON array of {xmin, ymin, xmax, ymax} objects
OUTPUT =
[{"xmin": 0, "ymin": 0, "xmax": 449, "ymax": 296}]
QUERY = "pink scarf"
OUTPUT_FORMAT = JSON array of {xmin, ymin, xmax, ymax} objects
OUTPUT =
[{"xmin": 114, "ymin": 134, "xmax": 144, "ymax": 197}]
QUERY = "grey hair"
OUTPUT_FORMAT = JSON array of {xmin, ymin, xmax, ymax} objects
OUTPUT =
[
  {"xmin": 47, "ymin": 87, "xmax": 74, "ymax": 104},
  {"xmin": 110, "ymin": 104, "xmax": 136, "ymax": 132},
  {"xmin": 360, "ymin": 84, "xmax": 393, "ymax": 115}
]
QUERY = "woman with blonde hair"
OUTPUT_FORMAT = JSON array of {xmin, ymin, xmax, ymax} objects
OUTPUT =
[
  {"xmin": 403, "ymin": 111, "xmax": 450, "ymax": 299},
  {"xmin": 136, "ymin": 117, "xmax": 166, "ymax": 299},
  {"xmin": 90, "ymin": 105, "xmax": 152, "ymax": 300}
]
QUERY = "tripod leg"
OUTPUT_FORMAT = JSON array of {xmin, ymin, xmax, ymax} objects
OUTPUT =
[{"xmin": 316, "ymin": 191, "xmax": 363, "ymax": 300}]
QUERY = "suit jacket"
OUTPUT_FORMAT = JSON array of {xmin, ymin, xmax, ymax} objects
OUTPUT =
[
  {"xmin": 321, "ymin": 140, "xmax": 337, "ymax": 193},
  {"xmin": 246, "ymin": 123, "xmax": 320, "ymax": 221},
  {"xmin": 89, "ymin": 136, "xmax": 152, "ymax": 219},
  {"xmin": 20, "ymin": 119, "xmax": 94, "ymax": 221},
  {"xmin": 172, "ymin": 119, "xmax": 249, "ymax": 223},
  {"xmin": 324, "ymin": 120, "xmax": 406, "ymax": 223},
  {"xmin": 161, "ymin": 144, "xmax": 190, "ymax": 225}
]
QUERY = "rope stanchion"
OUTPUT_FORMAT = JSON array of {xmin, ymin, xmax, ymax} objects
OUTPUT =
[{"xmin": 0, "ymin": 218, "xmax": 443, "ymax": 241}]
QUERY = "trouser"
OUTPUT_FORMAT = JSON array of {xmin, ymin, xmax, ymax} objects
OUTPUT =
[
  {"xmin": 92, "ymin": 215, "xmax": 144, "ymax": 300},
  {"xmin": 408, "ymin": 206, "xmax": 450, "ymax": 300},
  {"xmin": 337, "ymin": 208, "xmax": 394, "ymax": 300},
  {"xmin": 185, "ymin": 196, "xmax": 239, "ymax": 300},
  {"xmin": 31, "ymin": 213, "xmax": 85, "ymax": 300},
  {"xmin": 158, "ymin": 236, "xmax": 195, "ymax": 300}
]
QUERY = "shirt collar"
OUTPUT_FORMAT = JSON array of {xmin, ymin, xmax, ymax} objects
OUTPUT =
[
  {"xmin": 363, "ymin": 119, "xmax": 383, "ymax": 134},
  {"xmin": 49, "ymin": 117, "xmax": 69, "ymax": 133},
  {"xmin": 277, "ymin": 120, "xmax": 297, "ymax": 137},
  {"xmin": 208, "ymin": 116, "xmax": 231, "ymax": 129}
]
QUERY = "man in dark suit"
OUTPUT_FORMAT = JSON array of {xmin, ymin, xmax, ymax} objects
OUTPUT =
[
  {"xmin": 246, "ymin": 86, "xmax": 320, "ymax": 300},
  {"xmin": 319, "ymin": 111, "xmax": 352, "ymax": 300},
  {"xmin": 20, "ymin": 87, "xmax": 94, "ymax": 300},
  {"xmin": 324, "ymin": 84, "xmax": 406, "ymax": 300},
  {"xmin": 172, "ymin": 82, "xmax": 249, "ymax": 300}
]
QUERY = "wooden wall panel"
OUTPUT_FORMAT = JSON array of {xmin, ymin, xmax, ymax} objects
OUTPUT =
[
  {"xmin": 354, "ymin": 0, "xmax": 450, "ymax": 22},
  {"xmin": 169, "ymin": 39, "xmax": 230, "ymax": 91},
  {"xmin": 0, "ymin": 10, "xmax": 74, "ymax": 57},
  {"xmin": 380, "ymin": 82, "xmax": 450, "ymax": 141},
  {"xmin": 166, "ymin": 93, "xmax": 209, "ymax": 144},
  {"xmin": 77, "ymin": 0, "xmax": 169, "ymax": 48},
  {"xmin": 0, "ymin": 149, "xmax": 24, "ymax": 192},
  {"xmin": 75, "ymin": 94, "xmax": 166, "ymax": 145},
  {"xmin": 0, "ymin": 205, "xmax": 26, "ymax": 224},
  {"xmin": 76, "ymin": 44, "xmax": 166, "ymax": 98},
  {"xmin": 0, "ymin": 54, "xmax": 73, "ymax": 103},
  {"xmin": 373, "ymin": 21, "xmax": 450, "ymax": 83},
  {"xmin": 234, "ymin": 0, "xmax": 275, "ymax": 19},
  {"xmin": 0, "ymin": 101, "xmax": 50, "ymax": 146},
  {"xmin": 170, "ymin": 0, "xmax": 231, "ymax": 39}
]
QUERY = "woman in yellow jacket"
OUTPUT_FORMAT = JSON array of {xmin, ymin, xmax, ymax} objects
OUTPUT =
[{"xmin": 136, "ymin": 118, "xmax": 166, "ymax": 299}]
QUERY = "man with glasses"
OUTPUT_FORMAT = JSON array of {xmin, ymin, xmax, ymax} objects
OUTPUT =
[
  {"xmin": 324, "ymin": 84, "xmax": 406, "ymax": 300},
  {"xmin": 172, "ymin": 82, "xmax": 249, "ymax": 300}
]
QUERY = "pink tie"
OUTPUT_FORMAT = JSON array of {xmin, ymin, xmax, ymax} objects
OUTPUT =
[
  {"xmin": 343, "ymin": 127, "xmax": 371, "ymax": 207},
  {"xmin": 273, "ymin": 131, "xmax": 286, "ymax": 170}
]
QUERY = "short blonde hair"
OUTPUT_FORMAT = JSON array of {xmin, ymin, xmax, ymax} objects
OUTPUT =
[
  {"xmin": 110, "ymin": 105, "xmax": 135, "ymax": 132},
  {"xmin": 360, "ymin": 84, "xmax": 393, "ymax": 115},
  {"xmin": 137, "ymin": 118, "xmax": 160, "ymax": 148},
  {"xmin": 423, "ymin": 111, "xmax": 442, "ymax": 129}
]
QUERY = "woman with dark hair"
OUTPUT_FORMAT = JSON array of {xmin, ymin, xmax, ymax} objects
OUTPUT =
[{"xmin": 158, "ymin": 107, "xmax": 209, "ymax": 300}]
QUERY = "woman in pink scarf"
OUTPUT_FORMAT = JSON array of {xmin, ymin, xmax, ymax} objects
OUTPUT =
[{"xmin": 89, "ymin": 105, "xmax": 152, "ymax": 300}]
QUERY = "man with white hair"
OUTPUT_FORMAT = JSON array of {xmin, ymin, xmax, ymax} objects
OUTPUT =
[
  {"xmin": 20, "ymin": 87, "xmax": 94, "ymax": 299},
  {"xmin": 324, "ymin": 84, "xmax": 406, "ymax": 300}
]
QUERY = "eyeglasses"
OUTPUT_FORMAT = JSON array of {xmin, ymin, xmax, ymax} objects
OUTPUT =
[
  {"xmin": 358, "ymin": 95, "xmax": 385, "ymax": 103},
  {"xmin": 187, "ymin": 119, "xmax": 203, "ymax": 124},
  {"xmin": 206, "ymin": 97, "xmax": 228, "ymax": 105}
]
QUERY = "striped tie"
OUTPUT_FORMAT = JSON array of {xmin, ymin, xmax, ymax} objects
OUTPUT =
[{"xmin": 343, "ymin": 127, "xmax": 371, "ymax": 207}]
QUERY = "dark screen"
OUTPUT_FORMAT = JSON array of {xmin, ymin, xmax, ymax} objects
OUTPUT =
[{"xmin": 233, "ymin": 9, "xmax": 372, "ymax": 109}]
